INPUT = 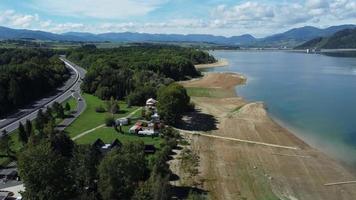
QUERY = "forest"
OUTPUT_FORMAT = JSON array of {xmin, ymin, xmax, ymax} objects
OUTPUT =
[
  {"xmin": 0, "ymin": 49, "xmax": 69, "ymax": 116},
  {"xmin": 66, "ymin": 44, "xmax": 216, "ymax": 104},
  {"xmin": 296, "ymin": 28, "xmax": 356, "ymax": 49}
]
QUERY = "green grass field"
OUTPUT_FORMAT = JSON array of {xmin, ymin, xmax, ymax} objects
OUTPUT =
[
  {"xmin": 65, "ymin": 93, "xmax": 138, "ymax": 138},
  {"xmin": 63, "ymin": 97, "xmax": 77, "ymax": 113},
  {"xmin": 75, "ymin": 125, "xmax": 162, "ymax": 148},
  {"xmin": 186, "ymin": 87, "xmax": 231, "ymax": 98}
]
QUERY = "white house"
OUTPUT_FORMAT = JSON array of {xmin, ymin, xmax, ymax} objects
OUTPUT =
[
  {"xmin": 151, "ymin": 113, "xmax": 160, "ymax": 122},
  {"xmin": 146, "ymin": 98, "xmax": 157, "ymax": 107},
  {"xmin": 138, "ymin": 129, "xmax": 156, "ymax": 136},
  {"xmin": 116, "ymin": 118, "xmax": 129, "ymax": 126}
]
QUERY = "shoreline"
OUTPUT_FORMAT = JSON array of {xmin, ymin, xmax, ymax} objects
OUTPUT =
[
  {"xmin": 178, "ymin": 60, "xmax": 356, "ymax": 199},
  {"xmin": 194, "ymin": 58, "xmax": 229, "ymax": 69}
]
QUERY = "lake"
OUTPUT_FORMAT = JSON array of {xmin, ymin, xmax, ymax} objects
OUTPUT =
[{"xmin": 208, "ymin": 50, "xmax": 356, "ymax": 165}]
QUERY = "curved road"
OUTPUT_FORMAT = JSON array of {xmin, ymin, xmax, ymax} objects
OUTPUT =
[{"xmin": 0, "ymin": 57, "xmax": 86, "ymax": 135}]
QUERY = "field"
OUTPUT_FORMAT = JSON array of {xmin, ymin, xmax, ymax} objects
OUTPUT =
[
  {"xmin": 75, "ymin": 125, "xmax": 162, "ymax": 147},
  {"xmin": 65, "ymin": 93, "xmax": 162, "ymax": 147},
  {"xmin": 65, "ymin": 93, "xmax": 138, "ymax": 138},
  {"xmin": 186, "ymin": 87, "xmax": 231, "ymax": 98}
]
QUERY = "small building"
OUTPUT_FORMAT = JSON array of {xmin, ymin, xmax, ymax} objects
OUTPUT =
[
  {"xmin": 144, "ymin": 145, "xmax": 156, "ymax": 154},
  {"xmin": 116, "ymin": 118, "xmax": 129, "ymax": 126},
  {"xmin": 138, "ymin": 127, "xmax": 158, "ymax": 136},
  {"xmin": 92, "ymin": 139, "xmax": 122, "ymax": 153},
  {"xmin": 0, "ymin": 191, "xmax": 10, "ymax": 200},
  {"xmin": 129, "ymin": 125, "xmax": 142, "ymax": 134},
  {"xmin": 0, "ymin": 168, "xmax": 18, "ymax": 181},
  {"xmin": 151, "ymin": 113, "xmax": 160, "ymax": 123},
  {"xmin": 146, "ymin": 98, "xmax": 157, "ymax": 107}
]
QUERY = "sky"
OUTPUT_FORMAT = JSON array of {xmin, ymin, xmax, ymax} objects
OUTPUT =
[{"xmin": 0, "ymin": 0, "xmax": 355, "ymax": 37}]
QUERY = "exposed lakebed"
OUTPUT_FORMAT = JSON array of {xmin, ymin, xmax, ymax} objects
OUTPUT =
[{"xmin": 207, "ymin": 50, "xmax": 356, "ymax": 165}]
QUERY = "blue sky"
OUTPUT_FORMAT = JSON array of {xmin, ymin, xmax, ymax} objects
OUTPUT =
[{"xmin": 0, "ymin": 0, "xmax": 355, "ymax": 37}]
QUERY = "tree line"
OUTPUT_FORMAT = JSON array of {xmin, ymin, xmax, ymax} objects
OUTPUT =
[
  {"xmin": 66, "ymin": 44, "xmax": 215, "ymax": 104},
  {"xmin": 0, "ymin": 48, "xmax": 69, "ymax": 116}
]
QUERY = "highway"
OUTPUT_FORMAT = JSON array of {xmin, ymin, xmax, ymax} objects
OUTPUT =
[{"xmin": 0, "ymin": 57, "xmax": 87, "ymax": 135}]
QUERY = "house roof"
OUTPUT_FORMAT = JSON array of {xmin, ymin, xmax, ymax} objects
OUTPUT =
[
  {"xmin": 144, "ymin": 145, "xmax": 156, "ymax": 153},
  {"xmin": 0, "ymin": 168, "xmax": 18, "ymax": 176},
  {"xmin": 93, "ymin": 139, "xmax": 105, "ymax": 148},
  {"xmin": 0, "ymin": 192, "xmax": 9, "ymax": 200},
  {"xmin": 146, "ymin": 98, "xmax": 157, "ymax": 105}
]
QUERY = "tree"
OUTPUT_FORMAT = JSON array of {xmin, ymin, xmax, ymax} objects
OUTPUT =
[
  {"xmin": 52, "ymin": 102, "xmax": 65, "ymax": 118},
  {"xmin": 106, "ymin": 97, "xmax": 119, "ymax": 115},
  {"xmin": 71, "ymin": 145, "xmax": 101, "ymax": 199},
  {"xmin": 50, "ymin": 132, "xmax": 75, "ymax": 158},
  {"xmin": 18, "ymin": 141, "xmax": 75, "ymax": 200},
  {"xmin": 25, "ymin": 119, "xmax": 32, "ymax": 138},
  {"xmin": 18, "ymin": 122, "xmax": 28, "ymax": 145},
  {"xmin": 98, "ymin": 143, "xmax": 148, "ymax": 200},
  {"xmin": 104, "ymin": 116, "xmax": 115, "ymax": 127},
  {"xmin": 157, "ymin": 83, "xmax": 190, "ymax": 125},
  {"xmin": 65, "ymin": 102, "xmax": 71, "ymax": 112},
  {"xmin": 132, "ymin": 173, "xmax": 170, "ymax": 200},
  {"xmin": 57, "ymin": 105, "xmax": 65, "ymax": 119},
  {"xmin": 0, "ymin": 133, "xmax": 16, "ymax": 159},
  {"xmin": 35, "ymin": 109, "xmax": 45, "ymax": 131}
]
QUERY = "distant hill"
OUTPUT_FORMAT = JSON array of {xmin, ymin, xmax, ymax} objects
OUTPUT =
[
  {"xmin": 63, "ymin": 32, "xmax": 256, "ymax": 45},
  {"xmin": 296, "ymin": 28, "xmax": 356, "ymax": 49},
  {"xmin": 0, "ymin": 24, "xmax": 355, "ymax": 47},
  {"xmin": 255, "ymin": 25, "xmax": 356, "ymax": 47},
  {"xmin": 0, "ymin": 26, "xmax": 86, "ymax": 41}
]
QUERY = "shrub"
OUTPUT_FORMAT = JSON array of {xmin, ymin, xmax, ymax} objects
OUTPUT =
[
  {"xmin": 95, "ymin": 105, "xmax": 106, "ymax": 113},
  {"xmin": 105, "ymin": 116, "xmax": 115, "ymax": 127}
]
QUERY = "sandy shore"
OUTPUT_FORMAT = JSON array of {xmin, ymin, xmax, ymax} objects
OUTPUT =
[
  {"xmin": 178, "ymin": 72, "xmax": 356, "ymax": 200},
  {"xmin": 195, "ymin": 59, "xmax": 229, "ymax": 69}
]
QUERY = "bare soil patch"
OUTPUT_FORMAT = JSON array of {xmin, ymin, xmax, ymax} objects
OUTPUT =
[
  {"xmin": 195, "ymin": 59, "xmax": 229, "ymax": 69},
  {"xmin": 178, "ymin": 72, "xmax": 356, "ymax": 200}
]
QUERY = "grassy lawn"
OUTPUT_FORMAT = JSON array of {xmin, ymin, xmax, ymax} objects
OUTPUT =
[
  {"xmin": 0, "ymin": 130, "xmax": 23, "ymax": 166},
  {"xmin": 65, "ymin": 93, "xmax": 138, "ymax": 138},
  {"xmin": 76, "ymin": 125, "xmax": 162, "ymax": 148},
  {"xmin": 62, "ymin": 97, "xmax": 77, "ymax": 113},
  {"xmin": 186, "ymin": 87, "xmax": 231, "ymax": 98}
]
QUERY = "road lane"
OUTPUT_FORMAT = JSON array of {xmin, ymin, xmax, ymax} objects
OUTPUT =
[{"xmin": 0, "ymin": 57, "xmax": 86, "ymax": 135}]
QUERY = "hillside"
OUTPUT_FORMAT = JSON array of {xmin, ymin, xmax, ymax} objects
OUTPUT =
[
  {"xmin": 256, "ymin": 25, "xmax": 356, "ymax": 47},
  {"xmin": 0, "ymin": 25, "xmax": 355, "ymax": 47},
  {"xmin": 296, "ymin": 28, "xmax": 356, "ymax": 49}
]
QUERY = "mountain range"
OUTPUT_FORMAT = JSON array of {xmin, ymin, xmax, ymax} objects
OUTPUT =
[
  {"xmin": 0, "ymin": 24, "xmax": 355, "ymax": 48},
  {"xmin": 296, "ymin": 28, "xmax": 356, "ymax": 49}
]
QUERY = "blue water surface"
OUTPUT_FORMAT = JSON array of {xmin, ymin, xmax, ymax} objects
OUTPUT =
[{"xmin": 208, "ymin": 50, "xmax": 356, "ymax": 165}]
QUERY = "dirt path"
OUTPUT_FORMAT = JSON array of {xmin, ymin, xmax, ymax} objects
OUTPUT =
[{"xmin": 179, "ymin": 73, "xmax": 356, "ymax": 200}]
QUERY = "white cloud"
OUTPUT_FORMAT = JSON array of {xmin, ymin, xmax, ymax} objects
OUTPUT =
[
  {"xmin": 0, "ymin": 10, "xmax": 39, "ymax": 28},
  {"xmin": 31, "ymin": 0, "xmax": 168, "ymax": 19},
  {"xmin": 209, "ymin": 0, "xmax": 356, "ymax": 35},
  {"xmin": 306, "ymin": 0, "xmax": 329, "ymax": 9},
  {"xmin": 0, "ymin": 0, "xmax": 355, "ymax": 37}
]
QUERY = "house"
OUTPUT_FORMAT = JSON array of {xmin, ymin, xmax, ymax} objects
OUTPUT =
[
  {"xmin": 151, "ymin": 113, "xmax": 160, "ymax": 123},
  {"xmin": 144, "ymin": 145, "xmax": 156, "ymax": 154},
  {"xmin": 116, "ymin": 118, "xmax": 129, "ymax": 126},
  {"xmin": 0, "ymin": 168, "xmax": 18, "ymax": 181},
  {"xmin": 146, "ymin": 98, "xmax": 157, "ymax": 107},
  {"xmin": 93, "ymin": 139, "xmax": 122, "ymax": 153},
  {"xmin": 138, "ymin": 129, "xmax": 156, "ymax": 136},
  {"xmin": 0, "ymin": 192, "xmax": 10, "ymax": 200},
  {"xmin": 0, "ymin": 162, "xmax": 19, "ymax": 181},
  {"xmin": 129, "ymin": 125, "xmax": 142, "ymax": 134}
]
